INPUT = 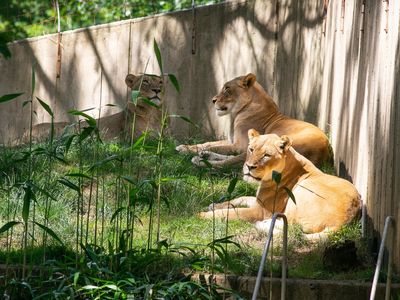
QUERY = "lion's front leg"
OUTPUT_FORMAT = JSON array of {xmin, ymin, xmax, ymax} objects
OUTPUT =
[
  {"xmin": 199, "ymin": 198, "xmax": 268, "ymax": 222},
  {"xmin": 191, "ymin": 152, "xmax": 246, "ymax": 168},
  {"xmin": 175, "ymin": 140, "xmax": 232, "ymax": 154},
  {"xmin": 199, "ymin": 206, "xmax": 267, "ymax": 223},
  {"xmin": 208, "ymin": 196, "xmax": 257, "ymax": 211}
]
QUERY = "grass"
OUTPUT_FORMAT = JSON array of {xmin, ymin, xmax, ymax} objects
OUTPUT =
[{"xmin": 0, "ymin": 112, "xmax": 379, "ymax": 298}]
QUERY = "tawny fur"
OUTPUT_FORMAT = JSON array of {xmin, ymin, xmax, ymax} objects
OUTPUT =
[
  {"xmin": 14, "ymin": 74, "xmax": 163, "ymax": 146},
  {"xmin": 176, "ymin": 73, "xmax": 331, "ymax": 168},
  {"xmin": 200, "ymin": 130, "xmax": 361, "ymax": 234}
]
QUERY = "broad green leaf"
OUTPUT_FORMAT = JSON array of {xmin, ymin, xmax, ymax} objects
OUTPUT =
[
  {"xmin": 227, "ymin": 176, "xmax": 238, "ymax": 195},
  {"xmin": 66, "ymin": 172, "xmax": 92, "ymax": 180},
  {"xmin": 167, "ymin": 74, "xmax": 180, "ymax": 93},
  {"xmin": 89, "ymin": 154, "xmax": 119, "ymax": 171},
  {"xmin": 200, "ymin": 158, "xmax": 213, "ymax": 169},
  {"xmin": 104, "ymin": 284, "xmax": 119, "ymax": 291},
  {"xmin": 272, "ymin": 170, "xmax": 281, "ymax": 185},
  {"xmin": 78, "ymin": 126, "xmax": 94, "ymax": 142},
  {"xmin": 58, "ymin": 178, "xmax": 80, "ymax": 194},
  {"xmin": 153, "ymin": 38, "xmax": 163, "ymax": 74},
  {"xmin": 80, "ymin": 107, "xmax": 96, "ymax": 112},
  {"xmin": 34, "ymin": 221, "xmax": 63, "ymax": 245},
  {"xmin": 122, "ymin": 176, "xmax": 135, "ymax": 185},
  {"xmin": 36, "ymin": 97, "xmax": 54, "ymax": 117},
  {"xmin": 208, "ymin": 235, "xmax": 241, "ymax": 248},
  {"xmin": 111, "ymin": 207, "xmax": 126, "ymax": 223},
  {"xmin": 169, "ymin": 114, "xmax": 199, "ymax": 128},
  {"xmin": 63, "ymin": 134, "xmax": 76, "ymax": 153},
  {"xmin": 73, "ymin": 272, "xmax": 80, "ymax": 287},
  {"xmin": 283, "ymin": 187, "xmax": 296, "ymax": 204},
  {"xmin": 131, "ymin": 90, "xmax": 140, "ymax": 105},
  {"xmin": 140, "ymin": 97, "xmax": 160, "ymax": 108},
  {"xmin": 81, "ymin": 285, "xmax": 99, "ymax": 290},
  {"xmin": 0, "ymin": 93, "xmax": 24, "ymax": 103},
  {"xmin": 68, "ymin": 110, "xmax": 96, "ymax": 127},
  {"xmin": 129, "ymin": 133, "xmax": 147, "ymax": 150},
  {"xmin": 22, "ymin": 100, "xmax": 31, "ymax": 107},
  {"xmin": 0, "ymin": 221, "xmax": 22, "ymax": 235},
  {"xmin": 22, "ymin": 185, "xmax": 35, "ymax": 223},
  {"xmin": 26, "ymin": 181, "xmax": 56, "ymax": 202}
]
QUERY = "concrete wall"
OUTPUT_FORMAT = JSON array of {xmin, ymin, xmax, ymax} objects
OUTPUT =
[
  {"xmin": 0, "ymin": 0, "xmax": 325, "ymax": 142},
  {"xmin": 320, "ymin": 0, "xmax": 400, "ymax": 271},
  {"xmin": 0, "ymin": 0, "xmax": 399, "ymax": 271}
]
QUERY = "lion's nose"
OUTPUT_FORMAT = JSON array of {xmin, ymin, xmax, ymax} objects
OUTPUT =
[
  {"xmin": 246, "ymin": 164, "xmax": 256, "ymax": 170},
  {"xmin": 212, "ymin": 97, "xmax": 217, "ymax": 104},
  {"xmin": 153, "ymin": 88, "xmax": 161, "ymax": 94}
]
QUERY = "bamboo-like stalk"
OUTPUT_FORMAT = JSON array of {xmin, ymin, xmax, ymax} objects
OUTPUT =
[
  {"xmin": 23, "ymin": 66, "xmax": 36, "ymax": 279},
  {"xmin": 155, "ymin": 110, "xmax": 168, "ymax": 244},
  {"xmin": 85, "ymin": 177, "xmax": 94, "ymax": 245},
  {"xmin": 126, "ymin": 60, "xmax": 149, "ymax": 251},
  {"xmin": 100, "ymin": 176, "xmax": 105, "ymax": 247},
  {"xmin": 42, "ymin": 106, "xmax": 55, "ymax": 264},
  {"xmin": 5, "ymin": 176, "xmax": 12, "ymax": 280},
  {"xmin": 94, "ymin": 70, "xmax": 103, "ymax": 246},
  {"xmin": 78, "ymin": 121, "xmax": 84, "ymax": 257}
]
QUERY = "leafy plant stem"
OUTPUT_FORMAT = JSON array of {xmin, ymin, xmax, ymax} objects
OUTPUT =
[
  {"xmin": 42, "ymin": 98, "xmax": 55, "ymax": 265},
  {"xmin": 85, "ymin": 178, "xmax": 94, "ymax": 245}
]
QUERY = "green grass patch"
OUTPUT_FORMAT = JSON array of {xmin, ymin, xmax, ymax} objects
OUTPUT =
[{"xmin": 0, "ymin": 132, "xmax": 379, "ymax": 298}]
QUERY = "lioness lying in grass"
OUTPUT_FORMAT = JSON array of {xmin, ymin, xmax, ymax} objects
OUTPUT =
[{"xmin": 200, "ymin": 129, "xmax": 361, "ymax": 235}]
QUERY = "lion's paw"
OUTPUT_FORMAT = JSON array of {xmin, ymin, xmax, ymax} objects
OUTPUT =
[
  {"xmin": 198, "ymin": 150, "xmax": 211, "ymax": 159},
  {"xmin": 198, "ymin": 211, "xmax": 208, "ymax": 218},
  {"xmin": 191, "ymin": 156, "xmax": 205, "ymax": 166},
  {"xmin": 175, "ymin": 144, "xmax": 190, "ymax": 153}
]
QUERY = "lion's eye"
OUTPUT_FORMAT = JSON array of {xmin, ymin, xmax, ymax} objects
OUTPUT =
[
  {"xmin": 248, "ymin": 147, "xmax": 253, "ymax": 153},
  {"xmin": 223, "ymin": 86, "xmax": 230, "ymax": 94},
  {"xmin": 263, "ymin": 153, "xmax": 270, "ymax": 158}
]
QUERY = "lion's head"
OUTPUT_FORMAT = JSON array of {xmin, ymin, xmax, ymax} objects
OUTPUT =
[
  {"xmin": 243, "ymin": 129, "xmax": 292, "ymax": 183},
  {"xmin": 125, "ymin": 74, "xmax": 163, "ymax": 108},
  {"xmin": 211, "ymin": 73, "xmax": 257, "ymax": 116}
]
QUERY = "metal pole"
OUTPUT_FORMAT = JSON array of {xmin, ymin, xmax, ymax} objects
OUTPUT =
[
  {"xmin": 370, "ymin": 216, "xmax": 394, "ymax": 300},
  {"xmin": 252, "ymin": 213, "xmax": 288, "ymax": 300},
  {"xmin": 281, "ymin": 214, "xmax": 288, "ymax": 300}
]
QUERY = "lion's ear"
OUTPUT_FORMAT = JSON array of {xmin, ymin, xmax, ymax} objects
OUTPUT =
[
  {"xmin": 276, "ymin": 135, "xmax": 292, "ymax": 153},
  {"xmin": 125, "ymin": 74, "xmax": 138, "ymax": 88},
  {"xmin": 248, "ymin": 129, "xmax": 260, "ymax": 140},
  {"xmin": 242, "ymin": 73, "xmax": 256, "ymax": 88}
]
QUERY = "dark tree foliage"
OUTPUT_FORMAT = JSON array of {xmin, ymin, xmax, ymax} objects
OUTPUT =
[{"xmin": 0, "ymin": 0, "xmax": 222, "ymax": 58}]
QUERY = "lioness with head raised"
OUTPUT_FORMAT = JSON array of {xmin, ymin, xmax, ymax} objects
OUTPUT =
[
  {"xmin": 97, "ymin": 73, "xmax": 163, "ymax": 140},
  {"xmin": 176, "ymin": 73, "xmax": 330, "ymax": 168},
  {"xmin": 200, "ymin": 129, "xmax": 361, "ymax": 234},
  {"xmin": 13, "ymin": 74, "xmax": 164, "ymax": 145},
  {"xmin": 124, "ymin": 74, "xmax": 163, "ymax": 138}
]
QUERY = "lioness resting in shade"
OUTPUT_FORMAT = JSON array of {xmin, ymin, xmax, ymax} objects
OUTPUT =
[
  {"xmin": 176, "ymin": 73, "xmax": 330, "ymax": 168},
  {"xmin": 12, "ymin": 74, "xmax": 163, "ymax": 146},
  {"xmin": 123, "ymin": 74, "xmax": 163, "ymax": 138},
  {"xmin": 200, "ymin": 130, "xmax": 361, "ymax": 234}
]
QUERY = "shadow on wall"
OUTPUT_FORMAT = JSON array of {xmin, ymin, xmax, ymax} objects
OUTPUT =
[
  {"xmin": 148, "ymin": 1, "xmax": 325, "ymax": 139},
  {"xmin": 1, "ymin": 0, "xmax": 326, "ymax": 144},
  {"xmin": 323, "ymin": 0, "xmax": 400, "ymax": 270}
]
